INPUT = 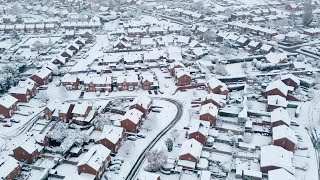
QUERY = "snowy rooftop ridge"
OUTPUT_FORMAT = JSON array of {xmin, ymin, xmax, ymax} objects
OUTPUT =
[{"xmin": 77, "ymin": 144, "xmax": 110, "ymax": 171}]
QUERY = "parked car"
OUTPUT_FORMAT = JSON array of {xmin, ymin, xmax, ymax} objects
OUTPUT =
[
  {"xmin": 3, "ymin": 122, "xmax": 12, "ymax": 127},
  {"xmin": 10, "ymin": 119, "xmax": 20, "ymax": 123},
  {"xmin": 127, "ymin": 136, "xmax": 137, "ymax": 141},
  {"xmin": 108, "ymin": 164, "xmax": 121, "ymax": 171},
  {"xmin": 110, "ymin": 160, "xmax": 123, "ymax": 166},
  {"xmin": 137, "ymin": 133, "xmax": 146, "ymax": 138}
]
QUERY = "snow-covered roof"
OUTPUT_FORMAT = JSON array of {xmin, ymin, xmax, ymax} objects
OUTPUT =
[
  {"xmin": 281, "ymin": 74, "xmax": 300, "ymax": 86},
  {"xmin": 265, "ymin": 80, "xmax": 293, "ymax": 96},
  {"xmin": 268, "ymin": 168, "xmax": 295, "ymax": 180},
  {"xmin": 189, "ymin": 120, "xmax": 210, "ymax": 137},
  {"xmin": 98, "ymin": 125, "xmax": 124, "ymax": 144},
  {"xmin": 200, "ymin": 103, "xmax": 218, "ymax": 117},
  {"xmin": 207, "ymin": 77, "xmax": 227, "ymax": 91},
  {"xmin": 260, "ymin": 145, "xmax": 294, "ymax": 174},
  {"xmin": 0, "ymin": 156, "xmax": 20, "ymax": 178},
  {"xmin": 179, "ymin": 139, "xmax": 202, "ymax": 160},
  {"xmin": 58, "ymin": 103, "xmax": 73, "ymax": 114},
  {"xmin": 72, "ymin": 103, "xmax": 91, "ymax": 115},
  {"xmin": 137, "ymin": 171, "xmax": 160, "ymax": 180},
  {"xmin": 117, "ymin": 74, "xmax": 138, "ymax": 83},
  {"xmin": 260, "ymin": 44, "xmax": 273, "ymax": 52},
  {"xmin": 141, "ymin": 72, "xmax": 154, "ymax": 83},
  {"xmin": 0, "ymin": 95, "xmax": 18, "ymax": 108},
  {"xmin": 204, "ymin": 94, "xmax": 226, "ymax": 107},
  {"xmin": 61, "ymin": 74, "xmax": 78, "ymax": 83},
  {"xmin": 121, "ymin": 109, "xmax": 143, "ymax": 124},
  {"xmin": 270, "ymin": 107, "xmax": 291, "ymax": 126},
  {"xmin": 248, "ymin": 41, "xmax": 260, "ymax": 48},
  {"xmin": 16, "ymin": 137, "xmax": 38, "ymax": 154},
  {"xmin": 175, "ymin": 35, "xmax": 190, "ymax": 44},
  {"xmin": 176, "ymin": 68, "xmax": 191, "ymax": 79},
  {"xmin": 169, "ymin": 62, "xmax": 185, "ymax": 69},
  {"xmin": 77, "ymin": 144, "xmax": 111, "ymax": 171},
  {"xmin": 265, "ymin": 52, "xmax": 287, "ymax": 64},
  {"xmin": 237, "ymin": 37, "xmax": 249, "ymax": 44},
  {"xmin": 84, "ymin": 76, "xmax": 111, "ymax": 85},
  {"xmin": 268, "ymin": 95, "xmax": 288, "ymax": 108},
  {"xmin": 273, "ymin": 125, "xmax": 297, "ymax": 144},
  {"xmin": 189, "ymin": 40, "xmax": 201, "ymax": 48},
  {"xmin": 130, "ymin": 96, "xmax": 152, "ymax": 110},
  {"xmin": 33, "ymin": 68, "xmax": 52, "ymax": 79},
  {"xmin": 9, "ymin": 87, "xmax": 28, "ymax": 95}
]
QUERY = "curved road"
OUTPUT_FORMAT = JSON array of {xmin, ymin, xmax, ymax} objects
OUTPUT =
[{"xmin": 125, "ymin": 97, "xmax": 183, "ymax": 180}]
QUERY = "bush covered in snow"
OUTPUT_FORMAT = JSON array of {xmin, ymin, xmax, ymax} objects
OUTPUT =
[{"xmin": 145, "ymin": 149, "xmax": 168, "ymax": 172}]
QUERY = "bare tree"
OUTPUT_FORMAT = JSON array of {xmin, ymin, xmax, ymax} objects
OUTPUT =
[
  {"xmin": 170, "ymin": 129, "xmax": 180, "ymax": 142},
  {"xmin": 37, "ymin": 91, "xmax": 49, "ymax": 103},
  {"xmin": 302, "ymin": 0, "xmax": 313, "ymax": 26},
  {"xmin": 145, "ymin": 149, "xmax": 168, "ymax": 172}
]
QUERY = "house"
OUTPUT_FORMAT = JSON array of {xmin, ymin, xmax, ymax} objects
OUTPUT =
[
  {"xmin": 79, "ymin": 29, "xmax": 93, "ymax": 39},
  {"xmin": 9, "ymin": 87, "xmax": 31, "ymax": 102},
  {"xmin": 0, "ymin": 95, "xmax": 18, "ymax": 118},
  {"xmin": 113, "ymin": 40, "xmax": 131, "ymax": 49},
  {"xmin": 137, "ymin": 171, "xmax": 161, "ymax": 180},
  {"xmin": 74, "ymin": 38, "xmax": 86, "ymax": 47},
  {"xmin": 236, "ymin": 37, "xmax": 250, "ymax": 46},
  {"xmin": 127, "ymin": 27, "xmax": 146, "ymax": 37},
  {"xmin": 265, "ymin": 52, "xmax": 288, "ymax": 64},
  {"xmin": 178, "ymin": 139, "xmax": 203, "ymax": 169},
  {"xmin": 242, "ymin": 170, "xmax": 262, "ymax": 180},
  {"xmin": 13, "ymin": 138, "xmax": 40, "ymax": 163},
  {"xmin": 72, "ymin": 103, "xmax": 95, "ymax": 125},
  {"xmin": 248, "ymin": 41, "xmax": 262, "ymax": 50},
  {"xmin": 270, "ymin": 107, "xmax": 291, "ymax": 128},
  {"xmin": 52, "ymin": 56, "xmax": 66, "ymax": 66},
  {"xmin": 189, "ymin": 40, "xmax": 203, "ymax": 48},
  {"xmin": 30, "ymin": 68, "xmax": 52, "ymax": 85},
  {"xmin": 117, "ymin": 74, "xmax": 139, "ymax": 91},
  {"xmin": 285, "ymin": 3, "xmax": 299, "ymax": 11},
  {"xmin": 141, "ymin": 72, "xmax": 155, "ymax": 90},
  {"xmin": 267, "ymin": 95, "xmax": 288, "ymax": 112},
  {"xmin": 18, "ymin": 79, "xmax": 37, "ymax": 97},
  {"xmin": 84, "ymin": 76, "xmax": 112, "ymax": 92},
  {"xmin": 169, "ymin": 62, "xmax": 185, "ymax": 76},
  {"xmin": 68, "ymin": 43, "xmax": 81, "ymax": 53},
  {"xmin": 148, "ymin": 26, "xmax": 165, "ymax": 36},
  {"xmin": 129, "ymin": 96, "xmax": 152, "ymax": 118},
  {"xmin": 44, "ymin": 103, "xmax": 56, "ymax": 120},
  {"xmin": 272, "ymin": 125, "xmax": 297, "ymax": 152},
  {"xmin": 260, "ymin": 145, "xmax": 294, "ymax": 174},
  {"xmin": 120, "ymin": 109, "xmax": 143, "ymax": 133},
  {"xmin": 207, "ymin": 77, "xmax": 229, "ymax": 97},
  {"xmin": 303, "ymin": 28, "xmax": 320, "ymax": 37},
  {"xmin": 140, "ymin": 38, "xmax": 156, "ymax": 47},
  {"xmin": 264, "ymin": 80, "xmax": 294, "ymax": 98},
  {"xmin": 61, "ymin": 74, "xmax": 80, "ymax": 90},
  {"xmin": 58, "ymin": 103, "xmax": 75, "ymax": 123},
  {"xmin": 175, "ymin": 69, "xmax": 191, "ymax": 86},
  {"xmin": 268, "ymin": 168, "xmax": 295, "ymax": 180},
  {"xmin": 0, "ymin": 157, "xmax": 21, "ymax": 180},
  {"xmin": 77, "ymin": 144, "xmax": 111, "ymax": 180},
  {"xmin": 61, "ymin": 49, "xmax": 74, "ymax": 59},
  {"xmin": 201, "ymin": 94, "xmax": 226, "ymax": 108},
  {"xmin": 281, "ymin": 74, "xmax": 300, "ymax": 89},
  {"xmin": 199, "ymin": 103, "xmax": 218, "ymax": 126},
  {"xmin": 98, "ymin": 125, "xmax": 125, "ymax": 153},
  {"xmin": 188, "ymin": 120, "xmax": 210, "ymax": 145},
  {"xmin": 260, "ymin": 44, "xmax": 275, "ymax": 53}
]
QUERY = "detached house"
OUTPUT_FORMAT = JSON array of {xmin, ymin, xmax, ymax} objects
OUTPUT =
[
  {"xmin": 281, "ymin": 74, "xmax": 300, "ymax": 90},
  {"xmin": 175, "ymin": 69, "xmax": 191, "ymax": 86},
  {"xmin": 188, "ymin": 120, "xmax": 210, "ymax": 145},
  {"xmin": 72, "ymin": 103, "xmax": 95, "ymax": 125},
  {"xmin": 199, "ymin": 103, "xmax": 218, "ymax": 126},
  {"xmin": 30, "ymin": 68, "xmax": 52, "ymax": 85},
  {"xmin": 207, "ymin": 77, "xmax": 229, "ymax": 97},
  {"xmin": 129, "ymin": 96, "xmax": 152, "ymax": 118},
  {"xmin": 272, "ymin": 125, "xmax": 297, "ymax": 152},
  {"xmin": 117, "ymin": 74, "xmax": 139, "ymax": 91},
  {"xmin": 270, "ymin": 108, "xmax": 291, "ymax": 128},
  {"xmin": 120, "ymin": 109, "xmax": 143, "ymax": 133},
  {"xmin": 9, "ymin": 87, "xmax": 31, "ymax": 102},
  {"xmin": 178, "ymin": 139, "xmax": 203, "ymax": 169},
  {"xmin": 267, "ymin": 95, "xmax": 288, "ymax": 112},
  {"xmin": 98, "ymin": 125, "xmax": 125, "ymax": 153},
  {"xmin": 260, "ymin": 145, "xmax": 294, "ymax": 174},
  {"xmin": 201, "ymin": 94, "xmax": 226, "ymax": 108},
  {"xmin": 0, "ymin": 157, "xmax": 21, "ymax": 180},
  {"xmin": 141, "ymin": 72, "xmax": 155, "ymax": 90},
  {"xmin": 13, "ymin": 138, "xmax": 40, "ymax": 164},
  {"xmin": 18, "ymin": 79, "xmax": 38, "ymax": 97},
  {"xmin": 58, "ymin": 103, "xmax": 75, "ymax": 123},
  {"xmin": 264, "ymin": 80, "xmax": 294, "ymax": 99},
  {"xmin": 169, "ymin": 62, "xmax": 185, "ymax": 76},
  {"xmin": 0, "ymin": 95, "xmax": 18, "ymax": 118},
  {"xmin": 77, "ymin": 144, "xmax": 111, "ymax": 180},
  {"xmin": 61, "ymin": 74, "xmax": 80, "ymax": 90}
]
